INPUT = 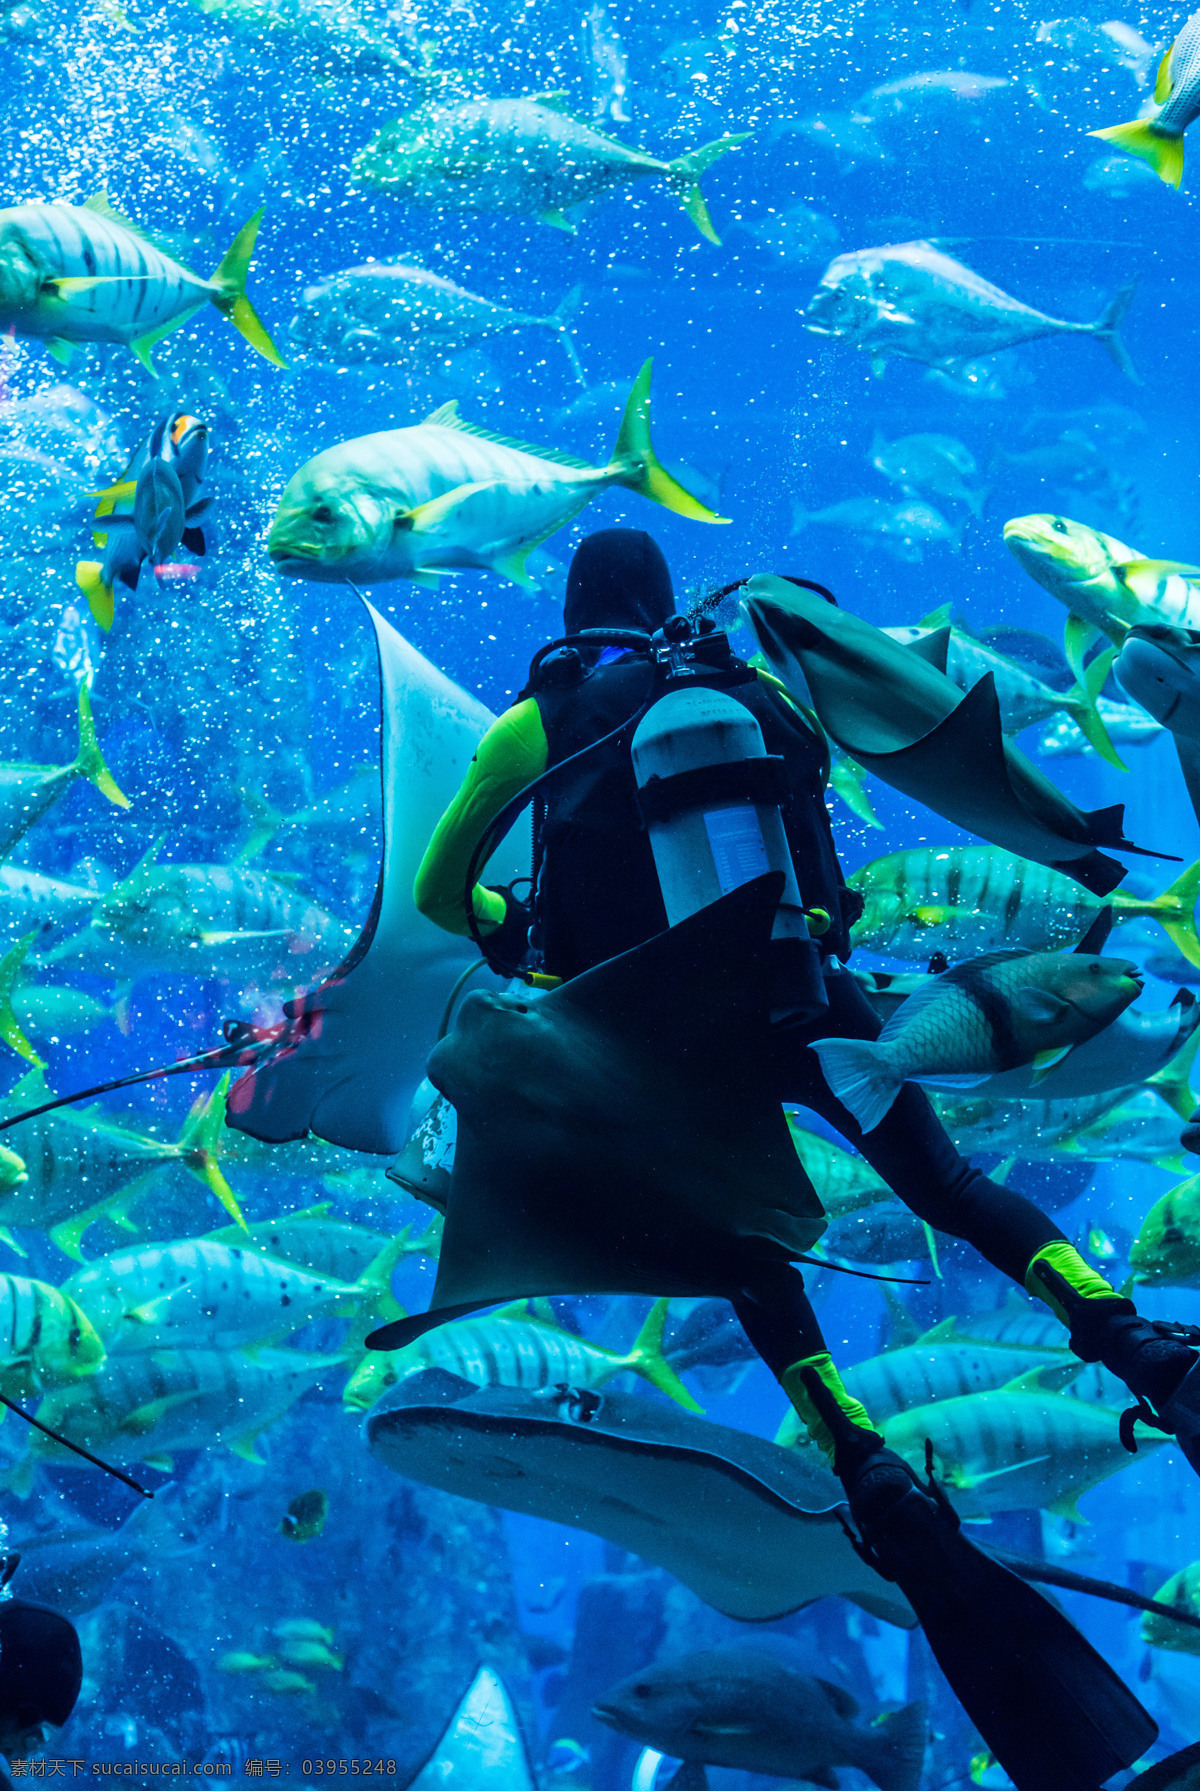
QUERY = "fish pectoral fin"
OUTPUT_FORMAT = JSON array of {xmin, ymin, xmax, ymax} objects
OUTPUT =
[
  {"xmin": 1118, "ymin": 557, "xmax": 1200, "ymax": 585},
  {"xmin": 141, "ymin": 1454, "xmax": 174, "ymax": 1472},
  {"xmin": 44, "ymin": 275, "xmax": 149, "ymax": 296},
  {"xmin": 956, "ymin": 1451, "xmax": 1052, "ymax": 1489},
  {"xmin": 0, "ymin": 1229, "xmax": 26, "ymax": 1260},
  {"xmin": 1014, "ymin": 987, "xmax": 1071, "ymax": 1024},
  {"xmin": 119, "ymin": 1392, "xmax": 197, "ymax": 1435},
  {"xmin": 45, "ymin": 338, "xmax": 75, "ymax": 365},
  {"xmin": 1155, "ymin": 40, "xmax": 1175, "ymax": 105},
  {"xmin": 395, "ymin": 479, "xmax": 500, "ymax": 534},
  {"xmin": 815, "ymin": 1677, "xmax": 860, "ymax": 1720},
  {"xmin": 229, "ymin": 1429, "xmax": 267, "ymax": 1464},
  {"xmin": 538, "ymin": 208, "xmax": 576, "ymax": 232}
]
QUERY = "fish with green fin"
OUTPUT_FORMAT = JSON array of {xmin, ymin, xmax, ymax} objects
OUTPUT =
[
  {"xmin": 0, "ymin": 1065, "xmax": 243, "ymax": 1257},
  {"xmin": 236, "ymin": 765, "xmax": 379, "ymax": 864},
  {"xmin": 266, "ymin": 361, "xmax": 725, "ymax": 590},
  {"xmin": 0, "ymin": 683, "xmax": 127, "ymax": 857},
  {"xmin": 811, "ymin": 947, "xmax": 1142, "ymax": 1132},
  {"xmin": 849, "ymin": 845, "xmax": 1200, "ymax": 966},
  {"xmin": 0, "ymin": 193, "xmax": 284, "ymax": 373},
  {"xmin": 187, "ymin": 0, "xmax": 421, "ymax": 74},
  {"xmin": 0, "ymin": 1273, "xmax": 105, "ymax": 1399},
  {"xmin": 10, "ymin": 1344, "xmax": 345, "ymax": 1484},
  {"xmin": 1131, "ymin": 1170, "xmax": 1200, "ymax": 1284},
  {"xmin": 885, "ymin": 607, "xmax": 1122, "ymax": 767},
  {"xmin": 1143, "ymin": 1562, "xmax": 1200, "ymax": 1655},
  {"xmin": 207, "ymin": 1205, "xmax": 440, "ymax": 1283},
  {"xmin": 62, "ymin": 1231, "xmax": 407, "ymax": 1354},
  {"xmin": 786, "ymin": 1120, "xmax": 890, "ymax": 1216},
  {"xmin": 342, "ymin": 1296, "xmax": 699, "ymax": 1415},
  {"xmin": 1092, "ymin": 12, "xmax": 1200, "ymax": 187},
  {"xmin": 1003, "ymin": 511, "xmax": 1200, "ymax": 680},
  {"xmin": 882, "ymin": 1367, "xmax": 1168, "ymax": 1518},
  {"xmin": 352, "ymin": 95, "xmax": 748, "ymax": 243}
]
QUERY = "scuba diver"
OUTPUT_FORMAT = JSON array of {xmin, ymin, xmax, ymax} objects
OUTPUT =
[
  {"xmin": 0, "ymin": 1599, "xmax": 82, "ymax": 1781},
  {"xmin": 414, "ymin": 526, "xmax": 1199, "ymax": 1785}
]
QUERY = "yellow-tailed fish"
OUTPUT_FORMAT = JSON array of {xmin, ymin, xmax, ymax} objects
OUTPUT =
[{"xmin": 1092, "ymin": 12, "xmax": 1200, "ymax": 187}]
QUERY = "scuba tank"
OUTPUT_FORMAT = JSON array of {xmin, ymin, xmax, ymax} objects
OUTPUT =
[{"xmin": 631, "ymin": 668, "xmax": 828, "ymax": 1025}]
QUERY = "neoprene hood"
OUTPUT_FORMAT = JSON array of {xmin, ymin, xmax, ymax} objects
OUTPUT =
[{"xmin": 563, "ymin": 529, "xmax": 676, "ymax": 636}]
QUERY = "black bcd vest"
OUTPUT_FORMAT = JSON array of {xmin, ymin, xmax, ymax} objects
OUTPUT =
[{"xmin": 530, "ymin": 655, "xmax": 861, "ymax": 982}]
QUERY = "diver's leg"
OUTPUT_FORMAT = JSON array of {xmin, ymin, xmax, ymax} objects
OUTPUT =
[
  {"xmin": 732, "ymin": 1262, "xmax": 1157, "ymax": 1791},
  {"xmin": 780, "ymin": 967, "xmax": 1200, "ymax": 1475}
]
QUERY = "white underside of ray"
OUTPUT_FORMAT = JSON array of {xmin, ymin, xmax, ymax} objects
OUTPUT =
[
  {"xmin": 230, "ymin": 596, "xmax": 525, "ymax": 1154},
  {"xmin": 408, "ymin": 1666, "xmax": 536, "ymax": 1791}
]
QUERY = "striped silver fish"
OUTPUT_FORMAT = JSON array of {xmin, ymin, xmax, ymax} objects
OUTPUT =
[
  {"xmin": 883, "ymin": 1372, "xmax": 1165, "ymax": 1517},
  {"xmin": 343, "ymin": 1298, "xmax": 697, "ymax": 1414},
  {"xmin": 787, "ymin": 1121, "xmax": 890, "ymax": 1217},
  {"xmin": 46, "ymin": 859, "xmax": 355, "ymax": 980},
  {"xmin": 850, "ymin": 844, "xmax": 1200, "ymax": 965},
  {"xmin": 0, "ymin": 192, "xmax": 284, "ymax": 372},
  {"xmin": 0, "ymin": 1273, "xmax": 105, "ymax": 1398},
  {"xmin": 21, "ymin": 1345, "xmax": 342, "ymax": 1475},
  {"xmin": 63, "ymin": 1234, "xmax": 401, "ymax": 1353},
  {"xmin": 0, "ymin": 683, "xmax": 126, "ymax": 858}
]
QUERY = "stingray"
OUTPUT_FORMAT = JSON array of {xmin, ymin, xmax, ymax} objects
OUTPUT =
[
  {"xmin": 366, "ymin": 874, "xmax": 825, "ymax": 1349},
  {"xmin": 408, "ymin": 1664, "xmax": 536, "ymax": 1791},
  {"xmin": 743, "ymin": 575, "xmax": 1166, "ymax": 896},
  {"xmin": 366, "ymin": 1369, "xmax": 917, "ymax": 1628},
  {"xmin": 222, "ymin": 592, "xmax": 526, "ymax": 1154}
]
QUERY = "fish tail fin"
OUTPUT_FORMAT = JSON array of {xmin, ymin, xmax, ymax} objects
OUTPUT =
[
  {"xmin": 1091, "ymin": 118, "xmax": 1184, "ymax": 188},
  {"xmin": 1148, "ymin": 1018, "xmax": 1200, "ymax": 1120},
  {"xmin": 790, "ymin": 504, "xmax": 809, "ymax": 534},
  {"xmin": 965, "ymin": 483, "xmax": 990, "ymax": 520},
  {"xmin": 236, "ymin": 787, "xmax": 284, "ymax": 862},
  {"xmin": 1065, "ymin": 645, "xmax": 1126, "ymax": 769},
  {"xmin": 210, "ymin": 210, "xmax": 287, "ymax": 369},
  {"xmin": 550, "ymin": 285, "xmax": 587, "ymax": 387},
  {"xmin": 0, "ymin": 934, "xmax": 42, "ymax": 1070},
  {"xmin": 75, "ymin": 560, "xmax": 115, "ymax": 632},
  {"xmin": 808, "ymin": 1037, "xmax": 902, "ymax": 1132},
  {"xmin": 75, "ymin": 682, "xmax": 129, "ymax": 808},
  {"xmin": 609, "ymin": 361, "xmax": 728, "ymax": 522},
  {"xmin": 1, "ymin": 1457, "xmax": 36, "ymax": 1500},
  {"xmin": 866, "ymin": 1699, "xmax": 928, "ymax": 1791},
  {"xmin": 1090, "ymin": 278, "xmax": 1140, "ymax": 382},
  {"xmin": 356, "ymin": 1232, "xmax": 411, "ymax": 1320},
  {"xmin": 663, "ymin": 132, "xmax": 751, "ymax": 244},
  {"xmin": 1155, "ymin": 857, "xmax": 1200, "ymax": 968},
  {"xmin": 626, "ymin": 1297, "xmax": 704, "ymax": 1412},
  {"xmin": 179, "ymin": 1073, "xmax": 247, "ymax": 1230}
]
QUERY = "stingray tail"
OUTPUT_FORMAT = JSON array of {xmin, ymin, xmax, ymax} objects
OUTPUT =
[
  {"xmin": 809, "ymin": 1037, "xmax": 904, "ymax": 1132},
  {"xmin": 609, "ymin": 361, "xmax": 729, "ymax": 522},
  {"xmin": 663, "ymin": 133, "xmax": 750, "ymax": 244},
  {"xmin": 1064, "ymin": 645, "xmax": 1124, "ymax": 770},
  {"xmin": 179, "ymin": 1073, "xmax": 247, "ymax": 1231},
  {"xmin": 863, "ymin": 1699, "xmax": 928, "ymax": 1791},
  {"xmin": 1091, "ymin": 118, "xmax": 1184, "ymax": 188},
  {"xmin": 623, "ymin": 1297, "xmax": 704, "ymax": 1413},
  {"xmin": 1153, "ymin": 857, "xmax": 1200, "ymax": 969},
  {"xmin": 75, "ymin": 683, "xmax": 129, "ymax": 808},
  {"xmin": 1089, "ymin": 279, "xmax": 1140, "ymax": 382}
]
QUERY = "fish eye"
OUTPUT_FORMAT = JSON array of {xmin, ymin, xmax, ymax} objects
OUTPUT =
[
  {"xmin": 1051, "ymin": 518, "xmax": 1068, "ymax": 534},
  {"xmin": 312, "ymin": 504, "xmax": 335, "ymax": 524},
  {"xmin": 632, "ymin": 1683, "xmax": 652, "ymax": 1698}
]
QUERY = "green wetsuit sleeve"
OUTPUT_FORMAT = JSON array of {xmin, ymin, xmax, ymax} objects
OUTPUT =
[{"xmin": 413, "ymin": 697, "xmax": 549, "ymax": 937}]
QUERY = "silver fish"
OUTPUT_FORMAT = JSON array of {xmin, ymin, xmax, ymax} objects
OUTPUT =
[
  {"xmin": 805, "ymin": 241, "xmax": 1138, "ymax": 379},
  {"xmin": 870, "ymin": 431, "xmax": 985, "ymax": 515},
  {"xmin": 289, "ymin": 263, "xmax": 585, "ymax": 385},
  {"xmin": 352, "ymin": 96, "xmax": 748, "ymax": 244},
  {"xmin": 791, "ymin": 495, "xmax": 959, "ymax": 562}
]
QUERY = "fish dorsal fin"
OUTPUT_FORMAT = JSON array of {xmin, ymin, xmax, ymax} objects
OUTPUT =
[
  {"xmin": 419, "ymin": 403, "xmax": 595, "ymax": 471},
  {"xmin": 1155, "ymin": 40, "xmax": 1175, "ymax": 105},
  {"xmin": 815, "ymin": 1677, "xmax": 859, "ymax": 1719},
  {"xmin": 530, "ymin": 90, "xmax": 573, "ymax": 111},
  {"xmin": 1001, "ymin": 1360, "xmax": 1083, "ymax": 1395},
  {"xmin": 915, "ymin": 1316, "xmax": 962, "ymax": 1344},
  {"xmin": 904, "ymin": 624, "xmax": 952, "ymax": 674},
  {"xmin": 82, "ymin": 190, "xmax": 175, "ymax": 259},
  {"xmin": 1117, "ymin": 558, "xmax": 1200, "ymax": 585}
]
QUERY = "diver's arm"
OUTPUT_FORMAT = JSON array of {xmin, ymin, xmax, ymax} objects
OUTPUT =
[{"xmin": 413, "ymin": 698, "xmax": 549, "ymax": 936}]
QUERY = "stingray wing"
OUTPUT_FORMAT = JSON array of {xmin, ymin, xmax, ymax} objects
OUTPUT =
[{"xmin": 225, "ymin": 597, "xmax": 526, "ymax": 1153}]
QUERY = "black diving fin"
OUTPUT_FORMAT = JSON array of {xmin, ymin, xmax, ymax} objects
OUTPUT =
[{"xmin": 798, "ymin": 1369, "xmax": 1157, "ymax": 1791}]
